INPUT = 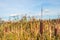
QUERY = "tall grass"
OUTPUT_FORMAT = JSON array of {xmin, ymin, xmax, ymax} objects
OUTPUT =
[{"xmin": 0, "ymin": 17, "xmax": 60, "ymax": 40}]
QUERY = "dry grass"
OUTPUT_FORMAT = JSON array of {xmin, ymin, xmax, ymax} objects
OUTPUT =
[{"xmin": 0, "ymin": 17, "xmax": 60, "ymax": 40}]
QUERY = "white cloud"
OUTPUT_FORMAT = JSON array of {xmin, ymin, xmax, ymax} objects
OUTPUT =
[
  {"xmin": 10, "ymin": 14, "xmax": 19, "ymax": 16},
  {"xmin": 35, "ymin": 8, "xmax": 60, "ymax": 19},
  {"xmin": 42, "ymin": 8, "xmax": 58, "ymax": 16}
]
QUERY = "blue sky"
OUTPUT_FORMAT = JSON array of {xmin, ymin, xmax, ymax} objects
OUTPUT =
[{"xmin": 0, "ymin": 0, "xmax": 60, "ymax": 20}]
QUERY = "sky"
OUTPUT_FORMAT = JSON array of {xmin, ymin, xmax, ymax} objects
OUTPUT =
[{"xmin": 0, "ymin": 0, "xmax": 60, "ymax": 20}]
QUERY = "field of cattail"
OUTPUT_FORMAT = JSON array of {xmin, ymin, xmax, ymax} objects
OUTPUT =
[{"xmin": 0, "ymin": 16, "xmax": 60, "ymax": 40}]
